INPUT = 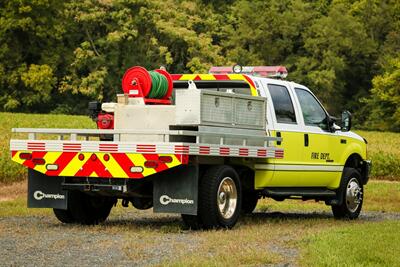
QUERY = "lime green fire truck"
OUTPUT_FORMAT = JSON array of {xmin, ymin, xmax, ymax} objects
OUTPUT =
[{"xmin": 10, "ymin": 65, "xmax": 370, "ymax": 229}]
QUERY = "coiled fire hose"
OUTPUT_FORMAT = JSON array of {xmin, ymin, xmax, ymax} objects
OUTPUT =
[{"xmin": 148, "ymin": 71, "xmax": 168, "ymax": 99}]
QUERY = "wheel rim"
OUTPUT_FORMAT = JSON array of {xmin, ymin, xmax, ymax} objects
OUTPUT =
[
  {"xmin": 217, "ymin": 177, "xmax": 238, "ymax": 219},
  {"xmin": 345, "ymin": 178, "xmax": 363, "ymax": 212}
]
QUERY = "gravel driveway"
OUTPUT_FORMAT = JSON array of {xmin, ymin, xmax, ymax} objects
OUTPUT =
[{"xmin": 1, "ymin": 210, "xmax": 399, "ymax": 267}]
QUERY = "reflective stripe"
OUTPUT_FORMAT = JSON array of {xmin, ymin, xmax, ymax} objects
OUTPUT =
[
  {"xmin": 11, "ymin": 151, "xmax": 185, "ymax": 179},
  {"xmin": 255, "ymin": 164, "xmax": 344, "ymax": 172},
  {"xmin": 10, "ymin": 140, "xmax": 282, "ymax": 159}
]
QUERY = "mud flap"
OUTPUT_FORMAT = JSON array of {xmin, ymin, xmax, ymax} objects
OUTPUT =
[
  {"xmin": 28, "ymin": 169, "xmax": 68, "ymax": 209},
  {"xmin": 153, "ymin": 165, "xmax": 198, "ymax": 215}
]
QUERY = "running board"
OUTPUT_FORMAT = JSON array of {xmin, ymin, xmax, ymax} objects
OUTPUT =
[{"xmin": 262, "ymin": 187, "xmax": 337, "ymax": 199}]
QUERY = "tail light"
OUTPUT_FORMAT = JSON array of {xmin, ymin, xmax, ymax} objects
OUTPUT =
[
  {"xmin": 159, "ymin": 156, "xmax": 173, "ymax": 163},
  {"xmin": 32, "ymin": 158, "xmax": 45, "ymax": 165},
  {"xmin": 144, "ymin": 161, "xmax": 158, "ymax": 168},
  {"xmin": 19, "ymin": 153, "xmax": 32, "ymax": 160}
]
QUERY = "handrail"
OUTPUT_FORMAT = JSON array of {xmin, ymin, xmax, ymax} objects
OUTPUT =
[{"xmin": 11, "ymin": 127, "xmax": 281, "ymax": 145}]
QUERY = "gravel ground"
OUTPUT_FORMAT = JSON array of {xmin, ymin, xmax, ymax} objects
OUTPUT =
[{"xmin": 1, "ymin": 210, "xmax": 399, "ymax": 267}]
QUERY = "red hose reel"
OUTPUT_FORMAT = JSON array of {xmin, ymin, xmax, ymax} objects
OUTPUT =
[{"xmin": 121, "ymin": 66, "xmax": 173, "ymax": 104}]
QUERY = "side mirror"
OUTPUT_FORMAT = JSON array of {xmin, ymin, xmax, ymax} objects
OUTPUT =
[
  {"xmin": 341, "ymin": 111, "xmax": 352, "ymax": 132},
  {"xmin": 327, "ymin": 115, "xmax": 338, "ymax": 132}
]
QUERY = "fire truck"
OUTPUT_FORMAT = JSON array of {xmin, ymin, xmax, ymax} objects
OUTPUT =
[{"xmin": 10, "ymin": 65, "xmax": 370, "ymax": 229}]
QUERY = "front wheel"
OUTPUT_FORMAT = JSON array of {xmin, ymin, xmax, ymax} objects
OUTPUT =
[
  {"xmin": 332, "ymin": 168, "xmax": 363, "ymax": 219},
  {"xmin": 198, "ymin": 165, "xmax": 242, "ymax": 229}
]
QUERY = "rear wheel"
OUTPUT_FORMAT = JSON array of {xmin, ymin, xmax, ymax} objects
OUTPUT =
[
  {"xmin": 181, "ymin": 214, "xmax": 203, "ymax": 230},
  {"xmin": 66, "ymin": 191, "xmax": 115, "ymax": 225},
  {"xmin": 198, "ymin": 165, "xmax": 242, "ymax": 229},
  {"xmin": 53, "ymin": 208, "xmax": 75, "ymax": 224},
  {"xmin": 332, "ymin": 168, "xmax": 363, "ymax": 219},
  {"xmin": 241, "ymin": 191, "xmax": 259, "ymax": 214}
]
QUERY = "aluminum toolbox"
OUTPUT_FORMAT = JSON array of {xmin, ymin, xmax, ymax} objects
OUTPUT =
[{"xmin": 175, "ymin": 88, "xmax": 266, "ymax": 130}]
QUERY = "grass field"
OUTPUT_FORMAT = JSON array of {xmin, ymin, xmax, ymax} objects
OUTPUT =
[
  {"xmin": 1, "ymin": 180, "xmax": 399, "ymax": 266},
  {"xmin": 0, "ymin": 112, "xmax": 399, "ymax": 183},
  {"xmin": 300, "ymin": 220, "xmax": 400, "ymax": 266},
  {"xmin": 0, "ymin": 112, "xmax": 94, "ymax": 183},
  {"xmin": 355, "ymin": 130, "xmax": 400, "ymax": 180}
]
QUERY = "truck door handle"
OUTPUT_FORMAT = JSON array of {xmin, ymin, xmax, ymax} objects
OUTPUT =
[
  {"xmin": 276, "ymin": 132, "xmax": 281, "ymax": 145},
  {"xmin": 304, "ymin": 134, "xmax": 309, "ymax": 147}
]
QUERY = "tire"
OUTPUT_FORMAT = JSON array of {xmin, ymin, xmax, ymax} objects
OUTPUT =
[
  {"xmin": 53, "ymin": 208, "xmax": 75, "ymax": 224},
  {"xmin": 181, "ymin": 214, "xmax": 203, "ymax": 230},
  {"xmin": 241, "ymin": 191, "xmax": 258, "ymax": 214},
  {"xmin": 131, "ymin": 197, "xmax": 153, "ymax": 210},
  {"xmin": 68, "ymin": 191, "xmax": 115, "ymax": 225},
  {"xmin": 198, "ymin": 165, "xmax": 242, "ymax": 229},
  {"xmin": 332, "ymin": 168, "xmax": 363, "ymax": 219}
]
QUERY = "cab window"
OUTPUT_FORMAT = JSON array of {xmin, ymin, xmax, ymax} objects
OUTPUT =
[
  {"xmin": 295, "ymin": 88, "xmax": 328, "ymax": 130},
  {"xmin": 267, "ymin": 84, "xmax": 297, "ymax": 124}
]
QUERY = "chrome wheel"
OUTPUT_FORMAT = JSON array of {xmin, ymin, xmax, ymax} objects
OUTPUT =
[
  {"xmin": 217, "ymin": 177, "xmax": 238, "ymax": 219},
  {"xmin": 345, "ymin": 178, "xmax": 363, "ymax": 213}
]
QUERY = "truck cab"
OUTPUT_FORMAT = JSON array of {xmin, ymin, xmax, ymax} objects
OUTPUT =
[
  {"xmin": 177, "ymin": 66, "xmax": 371, "ymax": 221},
  {"xmin": 253, "ymin": 77, "xmax": 369, "ymax": 189}
]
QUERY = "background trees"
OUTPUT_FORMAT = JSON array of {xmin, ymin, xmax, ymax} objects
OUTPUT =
[{"xmin": 0, "ymin": 0, "xmax": 399, "ymax": 131}]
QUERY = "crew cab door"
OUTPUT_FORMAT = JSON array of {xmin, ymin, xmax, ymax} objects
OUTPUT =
[
  {"xmin": 254, "ymin": 81, "xmax": 306, "ymax": 187},
  {"xmin": 292, "ymin": 87, "xmax": 342, "ymax": 188},
  {"xmin": 293, "ymin": 86, "xmax": 343, "ymax": 188}
]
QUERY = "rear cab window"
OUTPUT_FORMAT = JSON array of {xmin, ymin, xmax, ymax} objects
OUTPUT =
[{"xmin": 267, "ymin": 84, "xmax": 297, "ymax": 125}]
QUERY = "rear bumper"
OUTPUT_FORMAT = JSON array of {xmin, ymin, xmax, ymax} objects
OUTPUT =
[{"xmin": 12, "ymin": 151, "xmax": 186, "ymax": 179}]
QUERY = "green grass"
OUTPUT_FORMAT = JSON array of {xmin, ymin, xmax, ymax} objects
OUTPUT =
[
  {"xmin": 0, "ymin": 197, "xmax": 51, "ymax": 217},
  {"xmin": 300, "ymin": 220, "xmax": 400, "ymax": 267},
  {"xmin": 355, "ymin": 130, "xmax": 400, "ymax": 180},
  {"xmin": 0, "ymin": 112, "xmax": 94, "ymax": 183},
  {"xmin": 0, "ymin": 180, "xmax": 399, "ymax": 266}
]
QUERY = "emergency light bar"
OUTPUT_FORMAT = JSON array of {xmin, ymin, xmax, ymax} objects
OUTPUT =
[{"xmin": 209, "ymin": 65, "xmax": 288, "ymax": 79}]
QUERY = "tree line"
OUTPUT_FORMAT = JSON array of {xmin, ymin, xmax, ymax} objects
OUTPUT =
[{"xmin": 0, "ymin": 0, "xmax": 399, "ymax": 131}]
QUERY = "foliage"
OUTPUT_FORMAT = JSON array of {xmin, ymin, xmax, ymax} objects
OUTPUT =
[
  {"xmin": 356, "ymin": 130, "xmax": 400, "ymax": 179},
  {"xmin": 0, "ymin": 0, "xmax": 399, "ymax": 129},
  {"xmin": 363, "ymin": 57, "xmax": 400, "ymax": 131}
]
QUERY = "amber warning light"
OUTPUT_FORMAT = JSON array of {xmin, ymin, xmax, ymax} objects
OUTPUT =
[{"xmin": 209, "ymin": 65, "xmax": 288, "ymax": 79}]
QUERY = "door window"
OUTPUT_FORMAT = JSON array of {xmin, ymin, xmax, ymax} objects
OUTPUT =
[
  {"xmin": 267, "ymin": 84, "xmax": 297, "ymax": 124},
  {"xmin": 295, "ymin": 88, "xmax": 328, "ymax": 130}
]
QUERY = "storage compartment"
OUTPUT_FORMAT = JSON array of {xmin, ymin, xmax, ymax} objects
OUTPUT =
[
  {"xmin": 175, "ymin": 87, "xmax": 266, "ymax": 130},
  {"xmin": 114, "ymin": 104, "xmax": 176, "ymax": 142}
]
